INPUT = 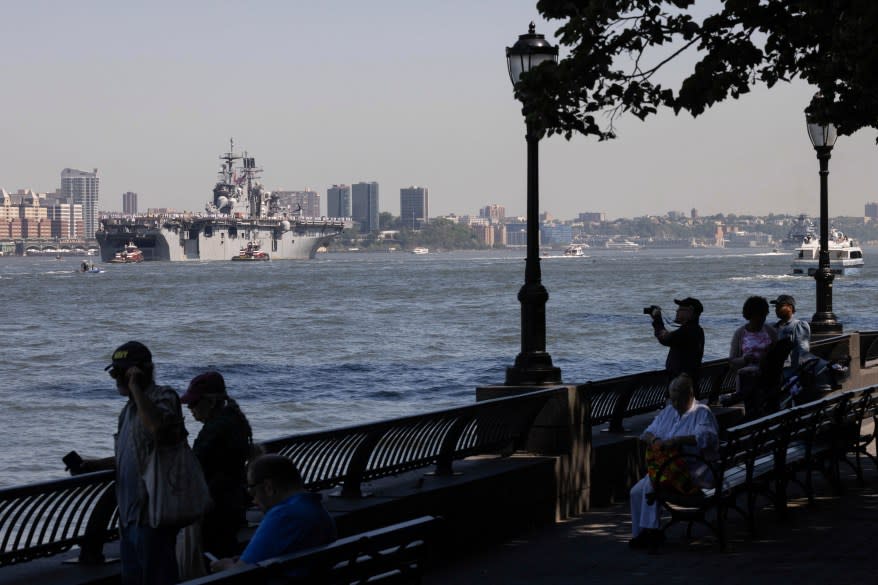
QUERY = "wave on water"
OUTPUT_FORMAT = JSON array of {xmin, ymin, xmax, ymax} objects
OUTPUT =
[{"xmin": 728, "ymin": 274, "xmax": 798, "ymax": 281}]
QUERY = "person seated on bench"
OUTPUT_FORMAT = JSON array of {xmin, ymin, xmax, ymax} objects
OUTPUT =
[
  {"xmin": 210, "ymin": 454, "xmax": 337, "ymax": 572},
  {"xmin": 629, "ymin": 373, "xmax": 719, "ymax": 550},
  {"xmin": 722, "ymin": 296, "xmax": 777, "ymax": 407}
]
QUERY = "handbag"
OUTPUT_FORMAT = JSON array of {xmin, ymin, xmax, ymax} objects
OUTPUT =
[
  {"xmin": 143, "ymin": 437, "xmax": 212, "ymax": 528},
  {"xmin": 645, "ymin": 443, "xmax": 699, "ymax": 495}
]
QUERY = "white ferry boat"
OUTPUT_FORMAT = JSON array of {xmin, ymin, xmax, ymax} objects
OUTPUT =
[
  {"xmin": 563, "ymin": 244, "xmax": 586, "ymax": 257},
  {"xmin": 791, "ymin": 230, "xmax": 864, "ymax": 276},
  {"xmin": 605, "ymin": 239, "xmax": 640, "ymax": 250},
  {"xmin": 412, "ymin": 247, "xmax": 429, "ymax": 255}
]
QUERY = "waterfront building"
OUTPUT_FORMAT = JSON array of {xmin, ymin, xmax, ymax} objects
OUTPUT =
[
  {"xmin": 400, "ymin": 186, "xmax": 429, "ymax": 230},
  {"xmin": 866, "ymin": 202, "xmax": 878, "ymax": 220},
  {"xmin": 481, "ymin": 204, "xmax": 506, "ymax": 224},
  {"xmin": 46, "ymin": 203, "xmax": 84, "ymax": 238},
  {"xmin": 541, "ymin": 223, "xmax": 573, "ymax": 245},
  {"xmin": 352, "ymin": 182, "xmax": 380, "ymax": 233},
  {"xmin": 506, "ymin": 221, "xmax": 532, "ymax": 247},
  {"xmin": 327, "ymin": 185, "xmax": 351, "ymax": 218},
  {"xmin": 274, "ymin": 190, "xmax": 320, "ymax": 218},
  {"xmin": 578, "ymin": 212, "xmax": 605, "ymax": 223},
  {"xmin": 61, "ymin": 168, "xmax": 99, "ymax": 239},
  {"xmin": 473, "ymin": 223, "xmax": 495, "ymax": 246},
  {"xmin": 122, "ymin": 192, "xmax": 137, "ymax": 215}
]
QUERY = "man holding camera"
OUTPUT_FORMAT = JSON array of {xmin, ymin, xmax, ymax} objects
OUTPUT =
[{"xmin": 647, "ymin": 298, "xmax": 705, "ymax": 383}]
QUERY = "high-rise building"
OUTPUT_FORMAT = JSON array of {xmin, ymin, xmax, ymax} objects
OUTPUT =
[
  {"xmin": 865, "ymin": 202, "xmax": 878, "ymax": 220},
  {"xmin": 352, "ymin": 182, "xmax": 379, "ymax": 233},
  {"xmin": 273, "ymin": 190, "xmax": 321, "ymax": 217},
  {"xmin": 123, "ymin": 192, "xmax": 138, "ymax": 215},
  {"xmin": 61, "ymin": 168, "xmax": 99, "ymax": 238},
  {"xmin": 327, "ymin": 185, "xmax": 351, "ymax": 218},
  {"xmin": 480, "ymin": 204, "xmax": 506, "ymax": 224},
  {"xmin": 400, "ymin": 186, "xmax": 428, "ymax": 230}
]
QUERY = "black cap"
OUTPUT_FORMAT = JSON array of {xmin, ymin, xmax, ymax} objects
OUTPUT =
[
  {"xmin": 674, "ymin": 297, "xmax": 703, "ymax": 315},
  {"xmin": 770, "ymin": 294, "xmax": 796, "ymax": 308},
  {"xmin": 105, "ymin": 341, "xmax": 152, "ymax": 371}
]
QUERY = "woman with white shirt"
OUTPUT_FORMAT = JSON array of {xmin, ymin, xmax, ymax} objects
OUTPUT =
[{"xmin": 629, "ymin": 373, "xmax": 719, "ymax": 550}]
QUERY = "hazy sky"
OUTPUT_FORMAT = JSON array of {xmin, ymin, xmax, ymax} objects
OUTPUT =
[{"xmin": 2, "ymin": 1, "xmax": 876, "ymax": 220}]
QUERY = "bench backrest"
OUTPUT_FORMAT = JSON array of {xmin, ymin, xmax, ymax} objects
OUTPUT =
[{"xmin": 183, "ymin": 515, "xmax": 439, "ymax": 585}]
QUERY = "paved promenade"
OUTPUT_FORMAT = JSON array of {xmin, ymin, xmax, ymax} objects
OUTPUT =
[{"xmin": 426, "ymin": 464, "xmax": 878, "ymax": 585}]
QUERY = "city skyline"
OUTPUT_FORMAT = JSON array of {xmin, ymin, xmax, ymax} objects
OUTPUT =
[{"xmin": 1, "ymin": 2, "xmax": 877, "ymax": 220}]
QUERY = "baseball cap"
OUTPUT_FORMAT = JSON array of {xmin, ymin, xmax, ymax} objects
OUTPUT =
[
  {"xmin": 180, "ymin": 371, "xmax": 226, "ymax": 404},
  {"xmin": 105, "ymin": 341, "xmax": 152, "ymax": 371},
  {"xmin": 770, "ymin": 294, "xmax": 796, "ymax": 308},
  {"xmin": 674, "ymin": 297, "xmax": 703, "ymax": 315}
]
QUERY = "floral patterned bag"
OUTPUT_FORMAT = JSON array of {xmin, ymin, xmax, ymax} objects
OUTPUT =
[{"xmin": 645, "ymin": 443, "xmax": 699, "ymax": 495}]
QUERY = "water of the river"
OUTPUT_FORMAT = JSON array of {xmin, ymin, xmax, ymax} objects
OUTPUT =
[{"xmin": 2, "ymin": 247, "xmax": 876, "ymax": 485}]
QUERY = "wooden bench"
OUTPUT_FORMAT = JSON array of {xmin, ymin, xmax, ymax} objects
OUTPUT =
[
  {"xmin": 182, "ymin": 515, "xmax": 440, "ymax": 585},
  {"xmin": 652, "ymin": 388, "xmax": 874, "ymax": 549}
]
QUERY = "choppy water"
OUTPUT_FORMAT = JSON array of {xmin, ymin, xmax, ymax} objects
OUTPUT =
[{"xmin": 3, "ymin": 247, "xmax": 877, "ymax": 486}]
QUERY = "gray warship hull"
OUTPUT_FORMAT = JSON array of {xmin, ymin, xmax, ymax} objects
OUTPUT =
[{"xmin": 96, "ymin": 216, "xmax": 345, "ymax": 261}]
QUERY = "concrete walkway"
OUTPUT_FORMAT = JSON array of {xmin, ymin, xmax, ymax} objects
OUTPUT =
[{"xmin": 425, "ymin": 464, "xmax": 878, "ymax": 584}]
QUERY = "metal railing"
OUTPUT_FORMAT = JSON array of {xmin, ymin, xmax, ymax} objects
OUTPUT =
[
  {"xmin": 0, "ymin": 386, "xmax": 563, "ymax": 567},
  {"xmin": 0, "ymin": 332, "xmax": 864, "ymax": 569},
  {"xmin": 0, "ymin": 472, "xmax": 117, "ymax": 566}
]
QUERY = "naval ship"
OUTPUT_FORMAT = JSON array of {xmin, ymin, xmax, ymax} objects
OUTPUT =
[{"xmin": 96, "ymin": 142, "xmax": 347, "ymax": 261}]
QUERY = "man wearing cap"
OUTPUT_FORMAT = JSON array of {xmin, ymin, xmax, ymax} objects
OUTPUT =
[
  {"xmin": 771, "ymin": 294, "xmax": 811, "ymax": 378},
  {"xmin": 648, "ymin": 298, "xmax": 705, "ymax": 383},
  {"xmin": 80, "ymin": 341, "xmax": 186, "ymax": 585}
]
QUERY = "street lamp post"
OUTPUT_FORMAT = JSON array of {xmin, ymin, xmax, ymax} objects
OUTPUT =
[
  {"xmin": 504, "ymin": 23, "xmax": 562, "ymax": 385},
  {"xmin": 805, "ymin": 111, "xmax": 843, "ymax": 336}
]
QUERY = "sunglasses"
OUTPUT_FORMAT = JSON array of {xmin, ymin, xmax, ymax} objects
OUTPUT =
[
  {"xmin": 247, "ymin": 480, "xmax": 264, "ymax": 492},
  {"xmin": 109, "ymin": 368, "xmax": 127, "ymax": 380}
]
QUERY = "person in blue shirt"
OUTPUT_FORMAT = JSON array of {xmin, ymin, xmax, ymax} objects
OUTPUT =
[
  {"xmin": 210, "ymin": 454, "xmax": 336, "ymax": 572},
  {"xmin": 771, "ymin": 294, "xmax": 811, "ymax": 379}
]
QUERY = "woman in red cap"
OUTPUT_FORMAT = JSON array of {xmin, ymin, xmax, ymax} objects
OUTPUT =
[{"xmin": 181, "ymin": 371, "xmax": 255, "ymax": 563}]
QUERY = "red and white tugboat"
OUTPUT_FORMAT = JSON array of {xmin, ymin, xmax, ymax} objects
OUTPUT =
[
  {"xmin": 231, "ymin": 241, "xmax": 270, "ymax": 261},
  {"xmin": 109, "ymin": 242, "xmax": 144, "ymax": 263}
]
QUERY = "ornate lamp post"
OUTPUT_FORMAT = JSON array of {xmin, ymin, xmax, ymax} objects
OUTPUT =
[
  {"xmin": 504, "ymin": 23, "xmax": 562, "ymax": 385},
  {"xmin": 805, "ymin": 110, "xmax": 843, "ymax": 336}
]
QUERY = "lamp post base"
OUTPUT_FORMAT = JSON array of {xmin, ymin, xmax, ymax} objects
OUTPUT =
[
  {"xmin": 810, "ymin": 313, "xmax": 843, "ymax": 338},
  {"xmin": 505, "ymin": 353, "xmax": 562, "ymax": 386}
]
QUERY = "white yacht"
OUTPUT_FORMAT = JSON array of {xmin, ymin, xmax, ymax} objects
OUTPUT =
[
  {"xmin": 605, "ymin": 239, "xmax": 640, "ymax": 250},
  {"xmin": 563, "ymin": 244, "xmax": 586, "ymax": 257},
  {"xmin": 791, "ymin": 230, "xmax": 864, "ymax": 275},
  {"xmin": 412, "ymin": 247, "xmax": 429, "ymax": 255}
]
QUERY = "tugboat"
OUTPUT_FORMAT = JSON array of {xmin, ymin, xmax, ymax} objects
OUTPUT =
[
  {"xmin": 109, "ymin": 242, "xmax": 144, "ymax": 263},
  {"xmin": 231, "ymin": 241, "xmax": 270, "ymax": 261}
]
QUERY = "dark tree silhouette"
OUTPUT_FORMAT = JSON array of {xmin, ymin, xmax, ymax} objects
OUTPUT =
[{"xmin": 518, "ymin": 1, "xmax": 878, "ymax": 141}]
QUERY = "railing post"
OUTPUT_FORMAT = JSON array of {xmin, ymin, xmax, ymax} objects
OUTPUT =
[
  {"xmin": 608, "ymin": 381, "xmax": 637, "ymax": 433},
  {"xmin": 78, "ymin": 482, "xmax": 117, "ymax": 564},
  {"xmin": 434, "ymin": 416, "xmax": 474, "ymax": 476},
  {"xmin": 338, "ymin": 429, "xmax": 385, "ymax": 498}
]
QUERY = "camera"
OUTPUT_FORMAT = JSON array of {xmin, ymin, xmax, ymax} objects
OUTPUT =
[{"xmin": 643, "ymin": 305, "xmax": 661, "ymax": 315}]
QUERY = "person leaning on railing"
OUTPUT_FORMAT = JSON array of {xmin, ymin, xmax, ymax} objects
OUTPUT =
[
  {"xmin": 629, "ymin": 373, "xmax": 719, "ymax": 551},
  {"xmin": 77, "ymin": 341, "xmax": 185, "ymax": 585},
  {"xmin": 181, "ymin": 371, "xmax": 255, "ymax": 562}
]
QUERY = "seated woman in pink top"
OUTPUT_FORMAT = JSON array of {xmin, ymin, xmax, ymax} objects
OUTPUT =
[{"xmin": 722, "ymin": 296, "xmax": 777, "ymax": 407}]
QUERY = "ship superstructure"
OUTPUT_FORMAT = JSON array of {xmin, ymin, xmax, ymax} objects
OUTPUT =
[{"xmin": 96, "ymin": 141, "xmax": 347, "ymax": 261}]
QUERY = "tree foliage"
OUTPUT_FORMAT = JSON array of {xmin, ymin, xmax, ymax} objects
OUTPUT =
[{"xmin": 519, "ymin": 1, "xmax": 878, "ymax": 140}]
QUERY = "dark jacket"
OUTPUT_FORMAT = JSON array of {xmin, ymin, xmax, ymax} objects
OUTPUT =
[{"xmin": 653, "ymin": 318, "xmax": 705, "ymax": 381}]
